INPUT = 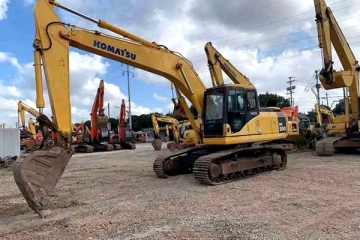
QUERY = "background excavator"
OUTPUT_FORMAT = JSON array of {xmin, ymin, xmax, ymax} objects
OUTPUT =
[
  {"xmin": 18, "ymin": 101, "xmax": 85, "ymax": 150},
  {"xmin": 18, "ymin": 101, "xmax": 43, "ymax": 149},
  {"xmin": 13, "ymin": 0, "xmax": 298, "ymax": 217},
  {"xmin": 111, "ymin": 99, "xmax": 136, "ymax": 149},
  {"xmin": 75, "ymin": 80, "xmax": 120, "ymax": 153},
  {"xmin": 151, "ymin": 114, "xmax": 179, "ymax": 150},
  {"xmin": 313, "ymin": 0, "xmax": 360, "ymax": 156}
]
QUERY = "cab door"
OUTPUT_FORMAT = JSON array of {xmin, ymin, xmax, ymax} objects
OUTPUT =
[{"xmin": 245, "ymin": 90, "xmax": 261, "ymax": 134}]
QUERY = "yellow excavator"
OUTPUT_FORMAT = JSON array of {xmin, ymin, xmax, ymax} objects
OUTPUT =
[
  {"xmin": 151, "ymin": 114, "xmax": 198, "ymax": 151},
  {"xmin": 18, "ymin": 101, "xmax": 42, "ymax": 144},
  {"xmin": 151, "ymin": 114, "xmax": 181, "ymax": 150},
  {"xmin": 314, "ymin": 103, "xmax": 345, "ymax": 136},
  {"xmin": 18, "ymin": 101, "xmax": 41, "ymax": 131},
  {"xmin": 313, "ymin": 0, "xmax": 360, "ymax": 156},
  {"xmin": 13, "ymin": 0, "xmax": 298, "ymax": 217}
]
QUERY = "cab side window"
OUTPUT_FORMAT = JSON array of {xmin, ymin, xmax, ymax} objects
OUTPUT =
[
  {"xmin": 228, "ymin": 90, "xmax": 245, "ymax": 112},
  {"xmin": 247, "ymin": 91, "xmax": 257, "ymax": 110}
]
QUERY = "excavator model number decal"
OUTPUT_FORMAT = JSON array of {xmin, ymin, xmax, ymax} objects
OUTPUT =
[
  {"xmin": 93, "ymin": 40, "xmax": 137, "ymax": 60},
  {"xmin": 277, "ymin": 117, "xmax": 287, "ymax": 133}
]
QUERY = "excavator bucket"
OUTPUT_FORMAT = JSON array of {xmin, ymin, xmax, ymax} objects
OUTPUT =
[
  {"xmin": 152, "ymin": 139, "xmax": 162, "ymax": 151},
  {"xmin": 167, "ymin": 142, "xmax": 178, "ymax": 151},
  {"xmin": 172, "ymin": 101, "xmax": 186, "ymax": 118},
  {"xmin": 13, "ymin": 146, "xmax": 71, "ymax": 217}
]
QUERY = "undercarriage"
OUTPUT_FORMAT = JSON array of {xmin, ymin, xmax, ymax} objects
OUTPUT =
[
  {"xmin": 315, "ymin": 135, "xmax": 360, "ymax": 156},
  {"xmin": 153, "ymin": 139, "xmax": 295, "ymax": 185}
]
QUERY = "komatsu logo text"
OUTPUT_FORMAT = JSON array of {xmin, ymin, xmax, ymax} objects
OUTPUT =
[
  {"xmin": 93, "ymin": 41, "xmax": 137, "ymax": 60},
  {"xmin": 224, "ymin": 63, "xmax": 237, "ymax": 78}
]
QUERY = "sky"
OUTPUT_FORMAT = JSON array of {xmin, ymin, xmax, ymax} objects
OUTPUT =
[{"xmin": 1, "ymin": 0, "xmax": 360, "ymax": 127}]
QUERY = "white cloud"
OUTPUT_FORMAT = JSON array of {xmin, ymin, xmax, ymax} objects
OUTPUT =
[
  {"xmin": 0, "ymin": 0, "xmax": 9, "ymax": 20},
  {"xmin": 0, "ymin": 51, "xmax": 172, "ymax": 127},
  {"xmin": 0, "ymin": 81, "xmax": 22, "ymax": 98},
  {"xmin": 153, "ymin": 93, "xmax": 168, "ymax": 102},
  {"xmin": 23, "ymin": 0, "xmax": 35, "ymax": 6}
]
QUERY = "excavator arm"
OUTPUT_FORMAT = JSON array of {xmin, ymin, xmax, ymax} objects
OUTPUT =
[
  {"xmin": 28, "ymin": 119, "xmax": 38, "ymax": 140},
  {"xmin": 18, "ymin": 101, "xmax": 41, "ymax": 128},
  {"xmin": 151, "ymin": 114, "xmax": 161, "ymax": 139},
  {"xmin": 205, "ymin": 42, "xmax": 254, "ymax": 87},
  {"xmin": 151, "ymin": 113, "xmax": 182, "ymax": 150},
  {"xmin": 315, "ymin": 104, "xmax": 335, "ymax": 124},
  {"xmin": 90, "ymin": 79, "xmax": 106, "ymax": 142},
  {"xmin": 151, "ymin": 114, "xmax": 180, "ymax": 138},
  {"xmin": 314, "ymin": 0, "xmax": 359, "ymax": 126},
  {"xmin": 314, "ymin": 104, "xmax": 323, "ymax": 125}
]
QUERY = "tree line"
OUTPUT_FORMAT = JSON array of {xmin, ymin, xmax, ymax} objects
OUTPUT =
[{"xmin": 73, "ymin": 92, "xmax": 348, "ymax": 131}]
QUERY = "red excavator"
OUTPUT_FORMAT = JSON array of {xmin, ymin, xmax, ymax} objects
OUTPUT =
[
  {"xmin": 75, "ymin": 80, "xmax": 121, "ymax": 152},
  {"xmin": 112, "ymin": 99, "xmax": 136, "ymax": 149}
]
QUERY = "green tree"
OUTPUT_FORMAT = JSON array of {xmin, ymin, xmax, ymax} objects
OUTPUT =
[
  {"xmin": 307, "ymin": 109, "xmax": 317, "ymax": 123},
  {"xmin": 132, "ymin": 114, "xmax": 153, "ymax": 131},
  {"xmin": 258, "ymin": 92, "xmax": 290, "ymax": 108},
  {"xmin": 108, "ymin": 117, "xmax": 119, "ymax": 132}
]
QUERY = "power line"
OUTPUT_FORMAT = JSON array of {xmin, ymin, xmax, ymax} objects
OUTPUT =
[
  {"xmin": 187, "ymin": 15, "xmax": 360, "ymax": 61},
  {"xmin": 137, "ymin": 38, "xmax": 360, "ymax": 82},
  {"xmin": 176, "ymin": 0, "xmax": 354, "ymax": 52},
  {"xmin": 137, "ymin": 14, "xmax": 360, "ymax": 80},
  {"xmin": 191, "ymin": 29, "xmax": 360, "ymax": 72},
  {"xmin": 193, "ymin": 35, "xmax": 360, "ymax": 73},
  {"xmin": 149, "ymin": 0, "xmax": 287, "ymax": 40}
]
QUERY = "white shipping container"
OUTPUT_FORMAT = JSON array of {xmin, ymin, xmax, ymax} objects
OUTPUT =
[{"xmin": 0, "ymin": 128, "xmax": 20, "ymax": 158}]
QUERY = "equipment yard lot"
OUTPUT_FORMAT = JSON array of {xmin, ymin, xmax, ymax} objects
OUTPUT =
[{"xmin": 0, "ymin": 143, "xmax": 359, "ymax": 240}]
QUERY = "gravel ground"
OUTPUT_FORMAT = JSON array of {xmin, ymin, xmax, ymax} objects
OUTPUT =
[{"xmin": 0, "ymin": 143, "xmax": 359, "ymax": 239}]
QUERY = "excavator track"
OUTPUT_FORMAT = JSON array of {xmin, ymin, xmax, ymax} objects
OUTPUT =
[
  {"xmin": 153, "ymin": 140, "xmax": 294, "ymax": 185},
  {"xmin": 315, "ymin": 137, "xmax": 342, "ymax": 156},
  {"xmin": 153, "ymin": 147, "xmax": 203, "ymax": 178},
  {"xmin": 193, "ymin": 147, "xmax": 286, "ymax": 185}
]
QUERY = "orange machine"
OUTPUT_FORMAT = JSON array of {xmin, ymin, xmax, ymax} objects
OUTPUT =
[
  {"xmin": 112, "ymin": 99, "xmax": 136, "ymax": 149},
  {"xmin": 75, "ymin": 80, "xmax": 120, "ymax": 152},
  {"xmin": 281, "ymin": 106, "xmax": 299, "ymax": 122}
]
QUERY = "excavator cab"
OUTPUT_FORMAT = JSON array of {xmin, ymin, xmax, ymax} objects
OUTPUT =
[{"xmin": 203, "ymin": 85, "xmax": 258, "ymax": 137}]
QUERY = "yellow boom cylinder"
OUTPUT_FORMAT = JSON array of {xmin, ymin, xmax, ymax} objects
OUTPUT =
[{"xmin": 34, "ymin": 50, "xmax": 45, "ymax": 109}]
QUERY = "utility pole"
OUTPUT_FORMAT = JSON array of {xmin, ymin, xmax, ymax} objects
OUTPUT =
[
  {"xmin": 122, "ymin": 64, "xmax": 135, "ymax": 130},
  {"xmin": 321, "ymin": 93, "xmax": 329, "ymax": 107},
  {"xmin": 286, "ymin": 77, "xmax": 296, "ymax": 107},
  {"xmin": 315, "ymin": 70, "xmax": 321, "ymax": 106}
]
